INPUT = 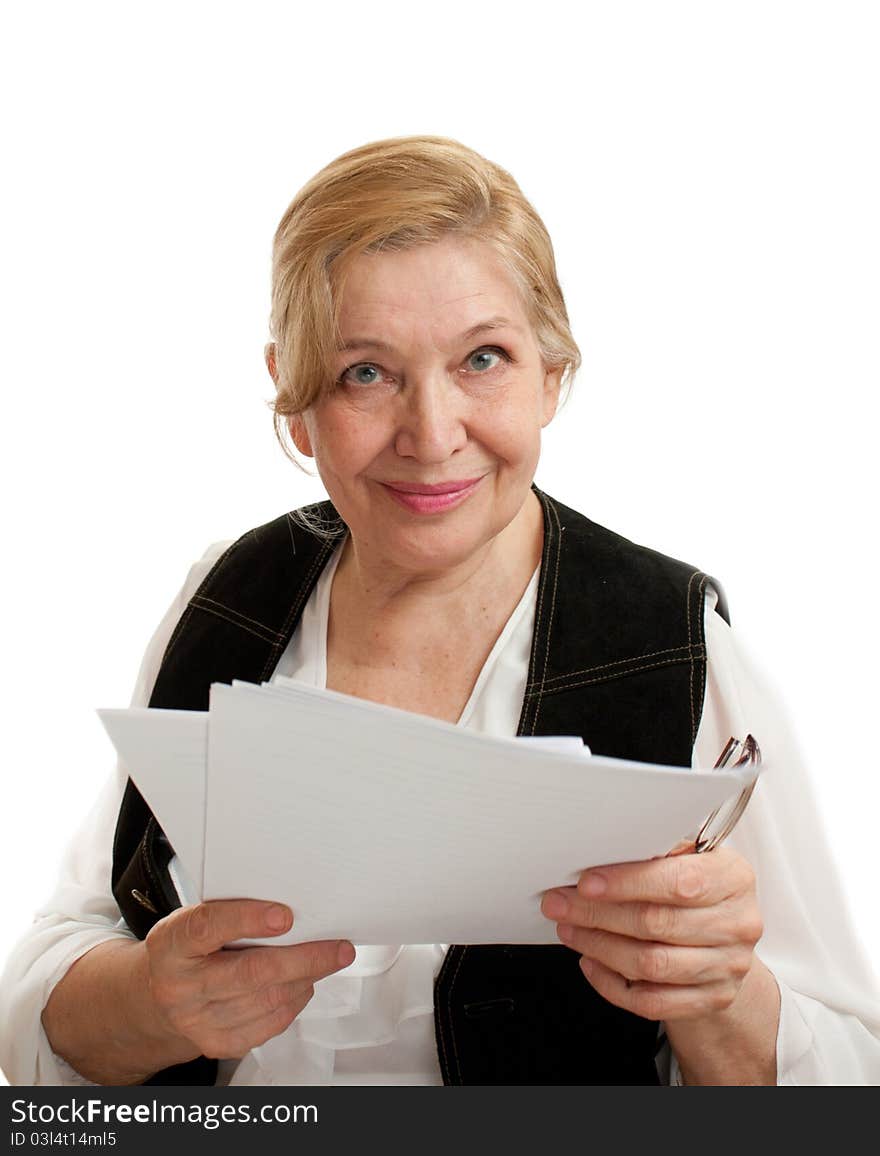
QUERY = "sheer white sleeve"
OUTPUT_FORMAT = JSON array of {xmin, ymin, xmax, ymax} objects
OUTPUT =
[
  {"xmin": 0, "ymin": 542, "xmax": 231, "ymax": 1086},
  {"xmin": 664, "ymin": 586, "xmax": 880, "ymax": 1085}
]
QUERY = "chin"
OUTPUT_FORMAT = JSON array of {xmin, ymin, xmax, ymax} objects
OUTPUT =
[{"xmin": 376, "ymin": 516, "xmax": 500, "ymax": 573}]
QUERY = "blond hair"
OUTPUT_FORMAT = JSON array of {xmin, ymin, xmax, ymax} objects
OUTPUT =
[{"xmin": 267, "ymin": 135, "xmax": 581, "ymax": 464}]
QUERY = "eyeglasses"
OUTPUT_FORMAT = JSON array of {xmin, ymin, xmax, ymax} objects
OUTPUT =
[{"xmin": 668, "ymin": 734, "xmax": 762, "ymax": 856}]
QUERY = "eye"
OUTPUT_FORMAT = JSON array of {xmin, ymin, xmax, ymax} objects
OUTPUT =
[
  {"xmin": 338, "ymin": 362, "xmax": 386, "ymax": 387},
  {"xmin": 466, "ymin": 347, "xmax": 508, "ymax": 373}
]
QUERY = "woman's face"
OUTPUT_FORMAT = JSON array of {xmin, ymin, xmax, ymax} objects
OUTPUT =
[{"xmin": 289, "ymin": 235, "xmax": 561, "ymax": 574}]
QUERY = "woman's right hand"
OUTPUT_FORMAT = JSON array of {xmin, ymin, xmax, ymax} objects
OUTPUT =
[
  {"xmin": 41, "ymin": 899, "xmax": 354, "ymax": 1084},
  {"xmin": 144, "ymin": 899, "xmax": 355, "ymax": 1062}
]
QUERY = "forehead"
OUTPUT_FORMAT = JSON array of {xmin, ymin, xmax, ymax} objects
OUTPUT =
[{"xmin": 335, "ymin": 236, "xmax": 529, "ymax": 342}]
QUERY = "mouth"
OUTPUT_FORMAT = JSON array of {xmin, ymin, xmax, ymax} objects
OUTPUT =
[{"xmin": 380, "ymin": 475, "xmax": 484, "ymax": 514}]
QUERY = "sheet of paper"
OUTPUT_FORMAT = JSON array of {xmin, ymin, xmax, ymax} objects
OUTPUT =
[
  {"xmin": 201, "ymin": 680, "xmax": 753, "ymax": 946},
  {"xmin": 97, "ymin": 707, "xmax": 207, "ymax": 887}
]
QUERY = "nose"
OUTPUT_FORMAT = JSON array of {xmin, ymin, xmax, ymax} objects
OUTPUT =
[{"xmin": 393, "ymin": 376, "xmax": 468, "ymax": 463}]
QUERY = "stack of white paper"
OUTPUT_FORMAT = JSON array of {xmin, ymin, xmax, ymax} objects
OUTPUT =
[{"xmin": 98, "ymin": 679, "xmax": 756, "ymax": 946}]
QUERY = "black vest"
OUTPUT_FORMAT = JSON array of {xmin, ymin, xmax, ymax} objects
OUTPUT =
[{"xmin": 111, "ymin": 485, "xmax": 728, "ymax": 1085}]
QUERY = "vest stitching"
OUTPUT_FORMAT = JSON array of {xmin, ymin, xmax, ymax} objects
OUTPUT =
[
  {"xmin": 685, "ymin": 569, "xmax": 701, "ymax": 743},
  {"xmin": 522, "ymin": 647, "xmax": 707, "ymax": 688},
  {"xmin": 185, "ymin": 602, "xmax": 281, "ymax": 645},
  {"xmin": 530, "ymin": 501, "xmax": 563, "ymax": 736},
  {"xmin": 190, "ymin": 595, "xmax": 284, "ymax": 640},
  {"xmin": 443, "ymin": 945, "xmax": 469, "ymax": 1083},
  {"xmin": 686, "ymin": 569, "xmax": 696, "ymax": 740},
  {"xmin": 689, "ymin": 572, "xmax": 710, "ymax": 744},
  {"xmin": 522, "ymin": 648, "xmax": 707, "ymax": 697},
  {"xmin": 526, "ymin": 642, "xmax": 706, "ymax": 689},
  {"xmin": 433, "ymin": 946, "xmax": 459, "ymax": 1083},
  {"xmin": 257, "ymin": 536, "xmax": 340, "ymax": 682},
  {"xmin": 520, "ymin": 489, "xmax": 555, "ymax": 736},
  {"xmin": 175, "ymin": 603, "xmax": 281, "ymax": 645},
  {"xmin": 156, "ymin": 539, "xmax": 240, "ymax": 672}
]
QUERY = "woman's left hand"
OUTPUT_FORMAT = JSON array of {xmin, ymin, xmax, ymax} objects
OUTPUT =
[{"xmin": 540, "ymin": 846, "xmax": 765, "ymax": 1023}]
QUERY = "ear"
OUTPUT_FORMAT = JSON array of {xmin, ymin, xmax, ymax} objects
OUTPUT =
[
  {"xmin": 265, "ymin": 342, "xmax": 279, "ymax": 384},
  {"xmin": 541, "ymin": 365, "xmax": 563, "ymax": 427},
  {"xmin": 288, "ymin": 414, "xmax": 314, "ymax": 458},
  {"xmin": 268, "ymin": 343, "xmax": 315, "ymax": 459}
]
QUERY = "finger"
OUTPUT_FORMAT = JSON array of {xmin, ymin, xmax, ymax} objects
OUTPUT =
[
  {"xmin": 166, "ymin": 900, "xmax": 294, "ymax": 959},
  {"xmin": 541, "ymin": 887, "xmax": 747, "ymax": 946},
  {"xmin": 200, "ymin": 979, "xmax": 313, "ymax": 1031},
  {"xmin": 556, "ymin": 924, "xmax": 750, "ymax": 986},
  {"xmin": 197, "ymin": 1001, "xmax": 303, "ymax": 1061},
  {"xmin": 579, "ymin": 957, "xmax": 740, "ymax": 1022},
  {"xmin": 201, "ymin": 939, "xmax": 355, "ymax": 999},
  {"xmin": 574, "ymin": 847, "xmax": 753, "ymax": 908}
]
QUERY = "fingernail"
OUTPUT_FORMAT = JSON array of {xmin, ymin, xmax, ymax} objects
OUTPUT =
[
  {"xmin": 557, "ymin": 923, "xmax": 573, "ymax": 943},
  {"xmin": 337, "ymin": 941, "xmax": 356, "ymax": 967},
  {"xmin": 542, "ymin": 891, "xmax": 569, "ymax": 920},
  {"xmin": 581, "ymin": 957, "xmax": 594, "ymax": 979},
  {"xmin": 265, "ymin": 904, "xmax": 291, "ymax": 931},
  {"xmin": 579, "ymin": 872, "xmax": 607, "ymax": 897}
]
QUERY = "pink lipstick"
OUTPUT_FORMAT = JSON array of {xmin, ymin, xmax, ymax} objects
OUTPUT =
[{"xmin": 381, "ymin": 476, "xmax": 484, "ymax": 514}]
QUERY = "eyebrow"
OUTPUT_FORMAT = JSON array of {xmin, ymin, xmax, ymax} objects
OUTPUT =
[{"xmin": 335, "ymin": 316, "xmax": 523, "ymax": 353}]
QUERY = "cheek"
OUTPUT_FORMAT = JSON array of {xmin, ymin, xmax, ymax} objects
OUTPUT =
[
  {"xmin": 313, "ymin": 412, "xmax": 390, "ymax": 475},
  {"xmin": 478, "ymin": 401, "xmax": 544, "ymax": 461}
]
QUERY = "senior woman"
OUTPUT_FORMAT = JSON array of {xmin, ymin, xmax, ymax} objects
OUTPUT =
[{"xmin": 2, "ymin": 137, "xmax": 878, "ymax": 1087}]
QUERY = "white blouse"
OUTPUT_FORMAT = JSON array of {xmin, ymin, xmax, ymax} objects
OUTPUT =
[{"xmin": 1, "ymin": 535, "xmax": 879, "ymax": 1086}]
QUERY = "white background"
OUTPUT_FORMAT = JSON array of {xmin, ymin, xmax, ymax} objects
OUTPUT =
[{"xmin": 1, "ymin": 2, "xmax": 877, "ymax": 1084}]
